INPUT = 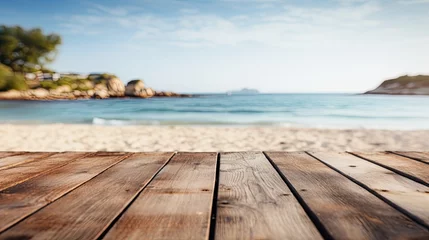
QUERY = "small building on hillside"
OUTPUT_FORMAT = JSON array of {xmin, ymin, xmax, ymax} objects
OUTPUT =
[
  {"xmin": 60, "ymin": 72, "xmax": 88, "ymax": 79},
  {"xmin": 38, "ymin": 73, "xmax": 60, "ymax": 81}
]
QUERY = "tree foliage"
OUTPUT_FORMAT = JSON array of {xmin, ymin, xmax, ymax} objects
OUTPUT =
[
  {"xmin": 0, "ymin": 64, "xmax": 28, "ymax": 91},
  {"xmin": 0, "ymin": 25, "xmax": 62, "ymax": 72}
]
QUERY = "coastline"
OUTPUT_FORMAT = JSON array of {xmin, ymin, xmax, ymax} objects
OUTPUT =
[
  {"xmin": 0, "ymin": 90, "xmax": 192, "ymax": 100},
  {"xmin": 1, "ymin": 124, "xmax": 428, "ymax": 152}
]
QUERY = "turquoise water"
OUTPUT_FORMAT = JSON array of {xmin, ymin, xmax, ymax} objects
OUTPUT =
[{"xmin": 1, "ymin": 94, "xmax": 429, "ymax": 129}]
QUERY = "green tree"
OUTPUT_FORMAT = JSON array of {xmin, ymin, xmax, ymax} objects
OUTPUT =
[
  {"xmin": 0, "ymin": 25, "xmax": 62, "ymax": 72},
  {"xmin": 0, "ymin": 63, "xmax": 28, "ymax": 91}
]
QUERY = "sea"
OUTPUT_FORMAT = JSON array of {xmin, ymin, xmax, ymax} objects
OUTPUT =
[{"xmin": 1, "ymin": 94, "xmax": 429, "ymax": 130}]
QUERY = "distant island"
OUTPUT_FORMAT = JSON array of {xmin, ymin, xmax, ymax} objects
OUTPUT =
[
  {"xmin": 365, "ymin": 75, "xmax": 429, "ymax": 95},
  {"xmin": 227, "ymin": 88, "xmax": 259, "ymax": 95}
]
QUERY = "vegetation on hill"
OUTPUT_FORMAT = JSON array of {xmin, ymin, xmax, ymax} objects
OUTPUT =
[
  {"xmin": 0, "ymin": 25, "xmax": 188, "ymax": 99},
  {"xmin": 0, "ymin": 25, "xmax": 62, "ymax": 91},
  {"xmin": 378, "ymin": 75, "xmax": 429, "ymax": 88},
  {"xmin": 38, "ymin": 74, "xmax": 117, "ymax": 91},
  {"xmin": 89, "ymin": 73, "xmax": 118, "ymax": 84},
  {"xmin": 0, "ymin": 60, "xmax": 117, "ymax": 92},
  {"xmin": 40, "ymin": 78, "xmax": 90, "ymax": 91},
  {"xmin": 0, "ymin": 64, "xmax": 28, "ymax": 91},
  {"xmin": 0, "ymin": 25, "xmax": 121, "ymax": 92},
  {"xmin": 366, "ymin": 75, "xmax": 429, "ymax": 95}
]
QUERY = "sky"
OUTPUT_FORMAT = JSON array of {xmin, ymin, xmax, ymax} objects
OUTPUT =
[{"xmin": 1, "ymin": 0, "xmax": 429, "ymax": 93}]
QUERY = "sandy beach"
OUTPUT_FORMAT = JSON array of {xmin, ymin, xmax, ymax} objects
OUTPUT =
[{"xmin": 1, "ymin": 124, "xmax": 428, "ymax": 152}]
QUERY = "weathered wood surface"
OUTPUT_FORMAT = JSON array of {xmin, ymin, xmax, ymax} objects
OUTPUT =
[
  {"xmin": 1, "ymin": 151, "xmax": 429, "ymax": 240},
  {"xmin": 104, "ymin": 152, "xmax": 217, "ymax": 240},
  {"xmin": 0, "ymin": 152, "xmax": 129, "ymax": 232},
  {"xmin": 353, "ymin": 152, "xmax": 429, "ymax": 185},
  {"xmin": 0, "ymin": 152, "xmax": 173, "ymax": 240},
  {"xmin": 393, "ymin": 151, "xmax": 429, "ymax": 164},
  {"xmin": 0, "ymin": 152, "xmax": 89, "ymax": 191},
  {"xmin": 216, "ymin": 152, "xmax": 322, "ymax": 240},
  {"xmin": 266, "ymin": 152, "xmax": 429, "ymax": 239},
  {"xmin": 311, "ymin": 152, "xmax": 429, "ymax": 227},
  {"xmin": 0, "ymin": 152, "xmax": 20, "ymax": 158},
  {"xmin": 0, "ymin": 152, "xmax": 53, "ymax": 170}
]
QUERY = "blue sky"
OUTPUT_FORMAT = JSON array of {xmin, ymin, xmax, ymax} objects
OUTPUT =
[{"xmin": 1, "ymin": 0, "xmax": 429, "ymax": 93}]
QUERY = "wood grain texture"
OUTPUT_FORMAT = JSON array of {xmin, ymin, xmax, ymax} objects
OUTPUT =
[
  {"xmin": 0, "ymin": 152, "xmax": 173, "ymax": 240},
  {"xmin": 266, "ymin": 152, "xmax": 429, "ymax": 240},
  {"xmin": 215, "ymin": 152, "xmax": 322, "ymax": 240},
  {"xmin": 0, "ymin": 152, "xmax": 130, "ymax": 233},
  {"xmin": 311, "ymin": 152, "xmax": 429, "ymax": 227},
  {"xmin": 0, "ymin": 152, "xmax": 54, "ymax": 170},
  {"xmin": 0, "ymin": 152, "xmax": 21, "ymax": 158},
  {"xmin": 393, "ymin": 151, "xmax": 429, "ymax": 164},
  {"xmin": 103, "ymin": 152, "xmax": 218, "ymax": 240},
  {"xmin": 353, "ymin": 152, "xmax": 429, "ymax": 185},
  {"xmin": 0, "ymin": 152, "xmax": 89, "ymax": 191}
]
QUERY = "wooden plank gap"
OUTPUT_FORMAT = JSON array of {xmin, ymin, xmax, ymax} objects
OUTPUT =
[
  {"xmin": 0, "ymin": 151, "xmax": 27, "ymax": 159},
  {"xmin": 208, "ymin": 152, "xmax": 220, "ymax": 240},
  {"xmin": 263, "ymin": 152, "xmax": 334, "ymax": 240},
  {"xmin": 216, "ymin": 152, "xmax": 322, "ymax": 239},
  {"xmin": 0, "ymin": 152, "xmax": 175, "ymax": 240},
  {"xmin": 307, "ymin": 152, "xmax": 429, "ymax": 231},
  {"xmin": 95, "ymin": 152, "xmax": 176, "ymax": 240},
  {"xmin": 0, "ymin": 152, "xmax": 95, "ymax": 191},
  {"xmin": 388, "ymin": 151, "xmax": 429, "ymax": 165},
  {"xmin": 348, "ymin": 152, "xmax": 429, "ymax": 187},
  {"xmin": 0, "ymin": 152, "xmax": 57, "ymax": 171},
  {"xmin": 101, "ymin": 152, "xmax": 217, "ymax": 240},
  {"xmin": 0, "ymin": 152, "xmax": 135, "ymax": 234},
  {"xmin": 267, "ymin": 151, "xmax": 429, "ymax": 239}
]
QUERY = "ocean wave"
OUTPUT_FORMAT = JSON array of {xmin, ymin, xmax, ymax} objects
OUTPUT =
[
  {"xmin": 125, "ymin": 108, "xmax": 428, "ymax": 118},
  {"xmin": 93, "ymin": 117, "xmax": 131, "ymax": 126},
  {"xmin": 90, "ymin": 117, "xmax": 290, "ymax": 126},
  {"xmin": 130, "ymin": 108, "xmax": 293, "ymax": 114},
  {"xmin": 92, "ymin": 117, "xmax": 161, "ymax": 126},
  {"xmin": 321, "ymin": 114, "xmax": 427, "ymax": 119}
]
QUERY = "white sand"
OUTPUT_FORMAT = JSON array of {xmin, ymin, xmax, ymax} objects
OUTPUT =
[{"xmin": 0, "ymin": 124, "xmax": 428, "ymax": 152}]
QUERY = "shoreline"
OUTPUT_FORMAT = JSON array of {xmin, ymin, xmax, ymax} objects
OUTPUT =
[
  {"xmin": 0, "ymin": 91, "xmax": 192, "ymax": 101},
  {"xmin": 1, "ymin": 121, "xmax": 428, "ymax": 131},
  {"xmin": 1, "ymin": 124, "xmax": 428, "ymax": 152},
  {"xmin": 2, "ymin": 121, "xmax": 429, "ymax": 131}
]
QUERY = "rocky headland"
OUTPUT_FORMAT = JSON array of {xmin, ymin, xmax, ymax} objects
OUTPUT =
[{"xmin": 365, "ymin": 75, "xmax": 429, "ymax": 95}]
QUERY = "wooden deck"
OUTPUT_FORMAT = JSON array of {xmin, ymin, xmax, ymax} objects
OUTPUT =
[{"xmin": 0, "ymin": 151, "xmax": 428, "ymax": 240}]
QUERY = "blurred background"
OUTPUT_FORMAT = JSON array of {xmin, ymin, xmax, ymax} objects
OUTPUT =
[{"xmin": 1, "ymin": 0, "xmax": 428, "ymax": 152}]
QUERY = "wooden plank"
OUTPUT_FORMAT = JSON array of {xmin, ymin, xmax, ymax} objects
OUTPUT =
[
  {"xmin": 0, "ymin": 152, "xmax": 90, "ymax": 191},
  {"xmin": 266, "ymin": 152, "xmax": 429, "ymax": 239},
  {"xmin": 311, "ymin": 152, "xmax": 429, "ymax": 227},
  {"xmin": 0, "ymin": 152, "xmax": 173, "ymax": 240},
  {"xmin": 352, "ymin": 152, "xmax": 429, "ymax": 185},
  {"xmin": 0, "ymin": 152, "xmax": 21, "ymax": 158},
  {"xmin": 0, "ymin": 152, "xmax": 54, "ymax": 170},
  {"xmin": 103, "ymin": 152, "xmax": 218, "ymax": 240},
  {"xmin": 215, "ymin": 152, "xmax": 322, "ymax": 240},
  {"xmin": 393, "ymin": 151, "xmax": 429, "ymax": 164},
  {"xmin": 0, "ymin": 152, "xmax": 131, "ymax": 233}
]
